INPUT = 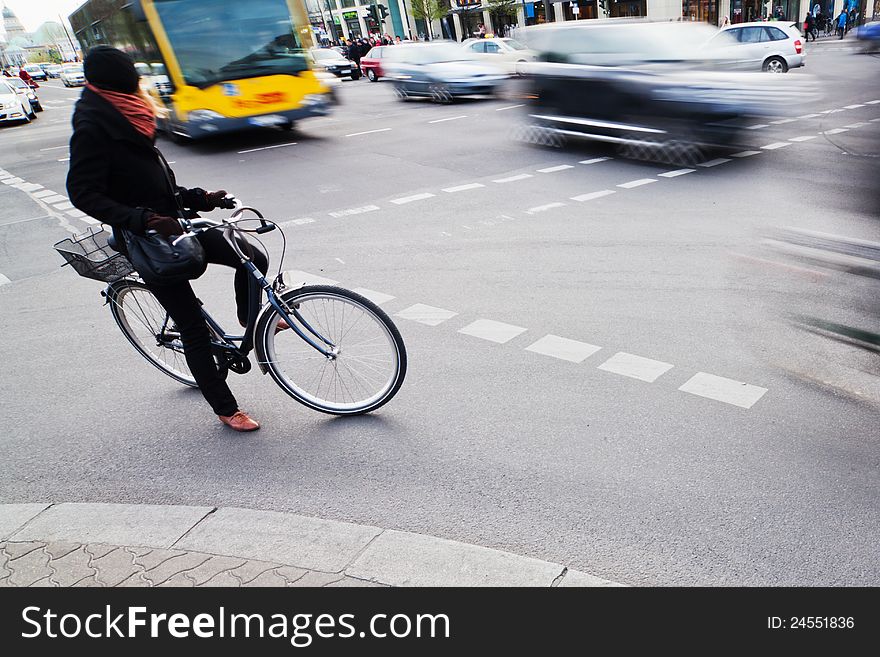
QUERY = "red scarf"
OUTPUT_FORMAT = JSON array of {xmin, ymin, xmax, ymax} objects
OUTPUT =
[{"xmin": 87, "ymin": 83, "xmax": 156, "ymax": 139}]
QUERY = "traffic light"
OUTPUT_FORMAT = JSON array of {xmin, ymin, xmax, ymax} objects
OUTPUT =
[
  {"xmin": 378, "ymin": 4, "xmax": 389, "ymax": 19},
  {"xmin": 366, "ymin": 5, "xmax": 379, "ymax": 24}
]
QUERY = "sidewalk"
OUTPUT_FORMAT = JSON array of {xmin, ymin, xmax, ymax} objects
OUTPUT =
[{"xmin": 0, "ymin": 503, "xmax": 625, "ymax": 587}]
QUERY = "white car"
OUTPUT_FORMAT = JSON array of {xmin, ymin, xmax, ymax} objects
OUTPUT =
[
  {"xmin": 461, "ymin": 37, "xmax": 536, "ymax": 74},
  {"xmin": 0, "ymin": 80, "xmax": 36, "ymax": 124},
  {"xmin": 61, "ymin": 63, "xmax": 86, "ymax": 87},
  {"xmin": 713, "ymin": 21, "xmax": 805, "ymax": 72}
]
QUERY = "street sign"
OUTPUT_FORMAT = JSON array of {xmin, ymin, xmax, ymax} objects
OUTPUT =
[{"xmin": 572, "ymin": 5, "xmax": 579, "ymax": 13}]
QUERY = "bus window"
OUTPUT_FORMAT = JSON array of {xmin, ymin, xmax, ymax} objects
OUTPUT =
[{"xmin": 151, "ymin": 0, "xmax": 309, "ymax": 88}]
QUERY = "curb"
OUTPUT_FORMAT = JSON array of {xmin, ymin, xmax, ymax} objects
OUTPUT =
[{"xmin": 0, "ymin": 503, "xmax": 625, "ymax": 587}]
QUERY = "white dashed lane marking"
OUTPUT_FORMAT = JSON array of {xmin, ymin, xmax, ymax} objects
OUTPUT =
[
  {"xmin": 525, "ymin": 335, "xmax": 601, "ymax": 363},
  {"xmin": 429, "ymin": 115, "xmax": 467, "ymax": 124},
  {"xmin": 395, "ymin": 303, "xmax": 458, "ymax": 327},
  {"xmin": 390, "ymin": 193, "xmax": 434, "ymax": 205},
  {"xmin": 597, "ymin": 352, "xmax": 673, "ymax": 383},
  {"xmin": 526, "ymin": 202, "xmax": 566, "ymax": 214},
  {"xmin": 458, "ymin": 319, "xmax": 527, "ymax": 344},
  {"xmin": 770, "ymin": 118, "xmax": 796, "ymax": 125},
  {"xmin": 679, "ymin": 373, "xmax": 768, "ymax": 409},
  {"xmin": 579, "ymin": 157, "xmax": 612, "ymax": 165},
  {"xmin": 697, "ymin": 158, "xmax": 731, "ymax": 168},
  {"xmin": 282, "ymin": 270, "xmax": 339, "ymax": 287},
  {"xmin": 328, "ymin": 205, "xmax": 379, "ymax": 217},
  {"xmin": 789, "ymin": 135, "xmax": 817, "ymax": 142},
  {"xmin": 493, "ymin": 173, "xmax": 533, "ymax": 183},
  {"xmin": 617, "ymin": 179, "xmax": 656, "ymax": 189},
  {"xmin": 731, "ymin": 151, "xmax": 761, "ymax": 158},
  {"xmin": 570, "ymin": 190, "xmax": 615, "ymax": 202},
  {"xmin": 844, "ymin": 122, "xmax": 869, "ymax": 129},
  {"xmin": 746, "ymin": 124, "xmax": 769, "ymax": 130},
  {"xmin": 345, "ymin": 128, "xmax": 391, "ymax": 137},
  {"xmin": 351, "ymin": 288, "xmax": 395, "ymax": 305},
  {"xmin": 658, "ymin": 169, "xmax": 696, "ymax": 178},
  {"xmin": 866, "ymin": 100, "xmax": 880, "ymax": 105},
  {"xmin": 495, "ymin": 104, "xmax": 524, "ymax": 111},
  {"xmin": 798, "ymin": 113, "xmax": 821, "ymax": 119},
  {"xmin": 823, "ymin": 128, "xmax": 848, "ymax": 135},
  {"xmin": 843, "ymin": 104, "xmax": 864, "ymax": 109},
  {"xmin": 39, "ymin": 145, "xmax": 69, "ymax": 151},
  {"xmin": 761, "ymin": 142, "xmax": 791, "ymax": 150},
  {"xmin": 0, "ymin": 273, "xmax": 10, "ymax": 286},
  {"xmin": 442, "ymin": 183, "xmax": 484, "ymax": 193},
  {"xmin": 237, "ymin": 141, "xmax": 297, "ymax": 154},
  {"xmin": 537, "ymin": 165, "xmax": 574, "ymax": 173}
]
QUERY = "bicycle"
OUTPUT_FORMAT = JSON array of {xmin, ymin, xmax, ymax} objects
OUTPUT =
[{"xmin": 53, "ymin": 203, "xmax": 407, "ymax": 415}]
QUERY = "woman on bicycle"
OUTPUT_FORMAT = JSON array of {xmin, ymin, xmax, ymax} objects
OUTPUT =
[{"xmin": 66, "ymin": 46, "xmax": 267, "ymax": 432}]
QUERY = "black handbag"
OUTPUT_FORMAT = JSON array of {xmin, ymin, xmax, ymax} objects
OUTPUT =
[{"xmin": 122, "ymin": 229, "xmax": 207, "ymax": 286}]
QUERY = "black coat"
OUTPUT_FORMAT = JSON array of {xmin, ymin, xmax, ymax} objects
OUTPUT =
[{"xmin": 66, "ymin": 87, "xmax": 211, "ymax": 245}]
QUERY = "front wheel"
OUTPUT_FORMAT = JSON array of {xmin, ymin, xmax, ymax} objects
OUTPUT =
[
  {"xmin": 255, "ymin": 285, "xmax": 407, "ymax": 415},
  {"xmin": 107, "ymin": 280, "xmax": 198, "ymax": 387},
  {"xmin": 34, "ymin": 103, "xmax": 43, "ymax": 112}
]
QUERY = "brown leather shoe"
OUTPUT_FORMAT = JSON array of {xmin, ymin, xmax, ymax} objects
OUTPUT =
[{"xmin": 218, "ymin": 410, "xmax": 260, "ymax": 432}]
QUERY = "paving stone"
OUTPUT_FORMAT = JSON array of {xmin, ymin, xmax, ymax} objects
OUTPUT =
[
  {"xmin": 89, "ymin": 547, "xmax": 146, "ymax": 587},
  {"xmin": 42, "ymin": 541, "xmax": 82, "ymax": 561},
  {"xmin": 139, "ymin": 552, "xmax": 212, "ymax": 586},
  {"xmin": 288, "ymin": 571, "xmax": 345, "ymax": 587},
  {"xmin": 47, "ymin": 546, "xmax": 96, "ymax": 586},
  {"xmin": 242, "ymin": 568, "xmax": 291, "ymax": 587},
  {"xmin": 130, "ymin": 547, "xmax": 185, "ymax": 571},
  {"xmin": 82, "ymin": 544, "xmax": 117, "ymax": 560},
  {"xmin": 227, "ymin": 560, "xmax": 285, "ymax": 585},
  {"xmin": 274, "ymin": 565, "xmax": 308, "ymax": 585},
  {"xmin": 4, "ymin": 541, "xmax": 45, "ymax": 560},
  {"xmin": 7, "ymin": 546, "xmax": 52, "ymax": 587},
  {"xmin": 157, "ymin": 572, "xmax": 197, "ymax": 587},
  {"xmin": 29, "ymin": 577, "xmax": 55, "ymax": 587},
  {"xmin": 179, "ymin": 555, "xmax": 248, "ymax": 586},
  {"xmin": 325, "ymin": 576, "xmax": 388, "ymax": 587}
]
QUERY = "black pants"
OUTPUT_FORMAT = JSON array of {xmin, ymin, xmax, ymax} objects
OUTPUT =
[{"xmin": 147, "ymin": 229, "xmax": 268, "ymax": 417}]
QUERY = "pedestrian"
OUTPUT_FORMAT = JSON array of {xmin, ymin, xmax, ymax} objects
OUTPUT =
[
  {"xmin": 66, "ymin": 46, "xmax": 274, "ymax": 432},
  {"xmin": 349, "ymin": 39, "xmax": 363, "ymax": 72},
  {"xmin": 719, "ymin": 15, "xmax": 730, "ymax": 27},
  {"xmin": 477, "ymin": 23, "xmax": 486, "ymax": 38},
  {"xmin": 837, "ymin": 10, "xmax": 847, "ymax": 38},
  {"xmin": 395, "ymin": 35, "xmax": 401, "ymax": 44},
  {"xmin": 18, "ymin": 66, "xmax": 35, "ymax": 87},
  {"xmin": 804, "ymin": 11, "xmax": 815, "ymax": 41}
]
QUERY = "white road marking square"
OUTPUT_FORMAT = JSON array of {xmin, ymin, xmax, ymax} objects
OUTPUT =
[
  {"xmin": 678, "ymin": 372, "xmax": 767, "ymax": 409},
  {"xmin": 395, "ymin": 303, "xmax": 457, "ymax": 327},
  {"xmin": 823, "ymin": 128, "xmax": 848, "ymax": 135},
  {"xmin": 537, "ymin": 165, "xmax": 574, "ymax": 173},
  {"xmin": 761, "ymin": 142, "xmax": 791, "ymax": 150},
  {"xmin": 525, "ymin": 334, "xmax": 601, "ymax": 363},
  {"xmin": 79, "ymin": 216, "xmax": 100, "ymax": 225},
  {"xmin": 597, "ymin": 352, "xmax": 673, "ymax": 382},
  {"xmin": 443, "ymin": 183, "xmax": 484, "ymax": 193},
  {"xmin": 282, "ymin": 270, "xmax": 339, "ymax": 287},
  {"xmin": 66, "ymin": 209, "xmax": 86, "ymax": 218},
  {"xmin": 579, "ymin": 157, "xmax": 612, "ymax": 165},
  {"xmin": 53, "ymin": 201, "xmax": 75, "ymax": 211},
  {"xmin": 571, "ymin": 190, "xmax": 615, "ymax": 202},
  {"xmin": 493, "ymin": 173, "xmax": 532, "ymax": 183},
  {"xmin": 17, "ymin": 183, "xmax": 42, "ymax": 192},
  {"xmin": 352, "ymin": 288, "xmax": 395, "ymax": 305},
  {"xmin": 697, "ymin": 158, "xmax": 731, "ymax": 168},
  {"xmin": 731, "ymin": 151, "xmax": 761, "ymax": 158},
  {"xmin": 658, "ymin": 169, "xmax": 696, "ymax": 178},
  {"xmin": 789, "ymin": 135, "xmax": 817, "ymax": 142},
  {"xmin": 458, "ymin": 319, "xmax": 527, "ymax": 344},
  {"xmin": 390, "ymin": 193, "xmax": 435, "ymax": 205},
  {"xmin": 40, "ymin": 194, "xmax": 68, "ymax": 204},
  {"xmin": 617, "ymin": 179, "xmax": 656, "ymax": 189}
]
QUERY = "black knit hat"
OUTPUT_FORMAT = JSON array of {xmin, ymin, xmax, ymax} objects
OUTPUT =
[{"xmin": 83, "ymin": 45, "xmax": 139, "ymax": 93}]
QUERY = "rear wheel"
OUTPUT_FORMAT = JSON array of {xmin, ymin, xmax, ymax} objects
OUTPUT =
[
  {"xmin": 255, "ymin": 285, "xmax": 407, "ymax": 415},
  {"xmin": 34, "ymin": 103, "xmax": 43, "ymax": 112},
  {"xmin": 763, "ymin": 56, "xmax": 788, "ymax": 73},
  {"xmin": 367, "ymin": 69, "xmax": 378, "ymax": 82},
  {"xmin": 107, "ymin": 280, "xmax": 198, "ymax": 387}
]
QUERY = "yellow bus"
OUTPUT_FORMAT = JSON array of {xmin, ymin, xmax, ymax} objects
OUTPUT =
[{"xmin": 69, "ymin": 0, "xmax": 335, "ymax": 141}]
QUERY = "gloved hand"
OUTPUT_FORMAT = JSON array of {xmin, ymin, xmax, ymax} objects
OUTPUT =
[
  {"xmin": 145, "ymin": 213, "xmax": 183, "ymax": 237},
  {"xmin": 204, "ymin": 190, "xmax": 230, "ymax": 210}
]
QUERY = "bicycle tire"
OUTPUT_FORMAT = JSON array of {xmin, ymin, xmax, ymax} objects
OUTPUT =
[
  {"xmin": 255, "ymin": 285, "xmax": 407, "ymax": 415},
  {"xmin": 107, "ymin": 279, "xmax": 198, "ymax": 388}
]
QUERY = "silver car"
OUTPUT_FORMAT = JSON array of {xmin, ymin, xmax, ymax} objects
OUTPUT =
[{"xmin": 714, "ymin": 21, "xmax": 805, "ymax": 72}]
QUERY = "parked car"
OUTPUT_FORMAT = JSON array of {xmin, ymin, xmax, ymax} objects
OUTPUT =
[
  {"xmin": 0, "ymin": 80, "xmax": 36, "ymax": 124},
  {"xmin": 715, "ymin": 21, "xmax": 805, "ymax": 72},
  {"xmin": 6, "ymin": 76, "xmax": 43, "ymax": 112},
  {"xmin": 44, "ymin": 64, "xmax": 63, "ymax": 79},
  {"xmin": 307, "ymin": 48, "xmax": 360, "ymax": 80},
  {"xmin": 517, "ymin": 20, "xmax": 818, "ymax": 163},
  {"xmin": 61, "ymin": 63, "xmax": 85, "ymax": 86},
  {"xmin": 461, "ymin": 37, "xmax": 536, "ymax": 74},
  {"xmin": 359, "ymin": 45, "xmax": 395, "ymax": 81},
  {"xmin": 21, "ymin": 64, "xmax": 48, "ymax": 81},
  {"xmin": 385, "ymin": 42, "xmax": 508, "ymax": 103}
]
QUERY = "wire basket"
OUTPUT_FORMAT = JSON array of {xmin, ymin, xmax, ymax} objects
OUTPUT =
[{"xmin": 53, "ymin": 226, "xmax": 135, "ymax": 283}]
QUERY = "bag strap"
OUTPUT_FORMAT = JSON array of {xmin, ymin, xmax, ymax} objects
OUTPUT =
[{"xmin": 153, "ymin": 147, "xmax": 185, "ymax": 219}]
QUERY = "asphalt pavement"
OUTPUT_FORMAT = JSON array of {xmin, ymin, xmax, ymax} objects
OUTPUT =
[{"xmin": 1, "ymin": 41, "xmax": 878, "ymax": 586}]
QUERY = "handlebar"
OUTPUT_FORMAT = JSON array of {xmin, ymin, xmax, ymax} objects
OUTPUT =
[{"xmin": 171, "ymin": 200, "xmax": 277, "ymax": 250}]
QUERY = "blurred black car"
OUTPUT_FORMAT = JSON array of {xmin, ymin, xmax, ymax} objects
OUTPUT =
[
  {"xmin": 308, "ymin": 48, "xmax": 360, "ymax": 80},
  {"xmin": 517, "ymin": 20, "xmax": 818, "ymax": 164}
]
